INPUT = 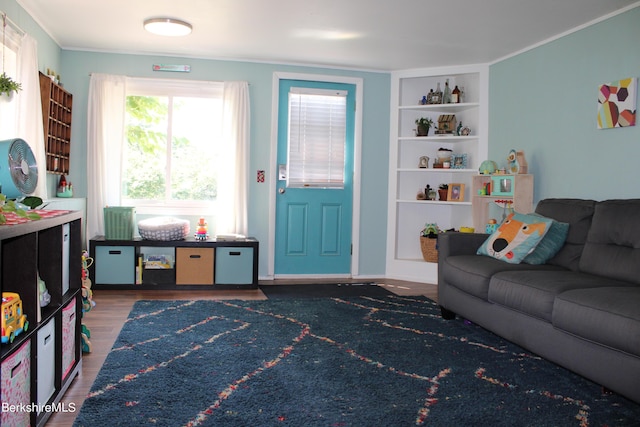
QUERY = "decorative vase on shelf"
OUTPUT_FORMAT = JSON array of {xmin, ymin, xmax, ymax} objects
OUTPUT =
[
  {"xmin": 452, "ymin": 85, "xmax": 461, "ymax": 103},
  {"xmin": 443, "ymin": 79, "xmax": 452, "ymax": 104}
]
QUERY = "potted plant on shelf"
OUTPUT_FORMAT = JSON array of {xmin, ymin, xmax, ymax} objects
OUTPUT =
[
  {"xmin": 415, "ymin": 117, "xmax": 433, "ymax": 136},
  {"xmin": 0, "ymin": 73, "xmax": 21, "ymax": 98},
  {"xmin": 438, "ymin": 184, "xmax": 449, "ymax": 201}
]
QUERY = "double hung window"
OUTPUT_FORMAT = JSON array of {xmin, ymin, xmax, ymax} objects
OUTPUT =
[{"xmin": 121, "ymin": 78, "xmax": 223, "ymax": 213}]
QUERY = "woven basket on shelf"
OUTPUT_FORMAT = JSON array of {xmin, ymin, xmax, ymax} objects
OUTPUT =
[{"xmin": 420, "ymin": 235, "xmax": 438, "ymax": 262}]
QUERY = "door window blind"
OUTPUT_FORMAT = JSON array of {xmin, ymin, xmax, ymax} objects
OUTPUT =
[{"xmin": 287, "ymin": 87, "xmax": 347, "ymax": 188}]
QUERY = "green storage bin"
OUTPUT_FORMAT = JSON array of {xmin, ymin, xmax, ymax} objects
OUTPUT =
[{"xmin": 104, "ymin": 207, "xmax": 136, "ymax": 240}]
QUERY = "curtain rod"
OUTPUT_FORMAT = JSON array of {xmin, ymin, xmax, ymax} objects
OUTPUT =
[{"xmin": 1, "ymin": 11, "xmax": 26, "ymax": 37}]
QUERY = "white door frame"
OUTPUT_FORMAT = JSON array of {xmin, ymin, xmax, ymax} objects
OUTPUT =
[{"xmin": 267, "ymin": 71, "xmax": 363, "ymax": 279}]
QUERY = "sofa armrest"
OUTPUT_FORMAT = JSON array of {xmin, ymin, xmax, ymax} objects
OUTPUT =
[{"xmin": 438, "ymin": 232, "xmax": 488, "ymax": 258}]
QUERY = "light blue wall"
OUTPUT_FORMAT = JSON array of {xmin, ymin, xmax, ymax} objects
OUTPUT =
[
  {"xmin": 58, "ymin": 51, "xmax": 391, "ymax": 278},
  {"xmin": 489, "ymin": 7, "xmax": 640, "ymax": 203}
]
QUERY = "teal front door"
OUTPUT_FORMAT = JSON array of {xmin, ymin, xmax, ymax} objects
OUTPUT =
[{"xmin": 275, "ymin": 79, "xmax": 355, "ymax": 275}]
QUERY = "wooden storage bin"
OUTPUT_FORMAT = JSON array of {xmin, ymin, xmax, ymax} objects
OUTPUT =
[{"xmin": 176, "ymin": 248, "xmax": 214, "ymax": 285}]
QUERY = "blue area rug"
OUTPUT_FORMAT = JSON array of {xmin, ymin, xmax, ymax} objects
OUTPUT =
[
  {"xmin": 259, "ymin": 282, "xmax": 392, "ymax": 298},
  {"xmin": 74, "ymin": 297, "xmax": 640, "ymax": 426}
]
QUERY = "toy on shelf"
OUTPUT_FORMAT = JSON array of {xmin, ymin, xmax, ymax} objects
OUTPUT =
[
  {"xmin": 1, "ymin": 292, "xmax": 28, "ymax": 344},
  {"xmin": 38, "ymin": 272, "xmax": 51, "ymax": 307},
  {"xmin": 486, "ymin": 218, "xmax": 499, "ymax": 234},
  {"xmin": 56, "ymin": 174, "xmax": 73, "ymax": 198},
  {"xmin": 81, "ymin": 250, "xmax": 94, "ymax": 352},
  {"xmin": 194, "ymin": 217, "xmax": 209, "ymax": 241},
  {"xmin": 507, "ymin": 149, "xmax": 528, "ymax": 174},
  {"xmin": 494, "ymin": 199, "xmax": 514, "ymax": 222}
]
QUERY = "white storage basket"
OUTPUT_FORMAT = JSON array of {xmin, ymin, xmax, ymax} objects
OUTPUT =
[{"xmin": 137, "ymin": 217, "xmax": 190, "ymax": 241}]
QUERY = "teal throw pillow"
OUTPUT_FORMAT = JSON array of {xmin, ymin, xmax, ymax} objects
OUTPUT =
[
  {"xmin": 523, "ymin": 214, "xmax": 569, "ymax": 265},
  {"xmin": 477, "ymin": 212, "xmax": 552, "ymax": 264}
]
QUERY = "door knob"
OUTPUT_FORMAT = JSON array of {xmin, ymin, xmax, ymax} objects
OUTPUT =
[{"xmin": 279, "ymin": 188, "xmax": 286, "ymax": 194}]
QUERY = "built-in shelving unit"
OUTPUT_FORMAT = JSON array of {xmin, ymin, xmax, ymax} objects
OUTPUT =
[{"xmin": 386, "ymin": 64, "xmax": 489, "ymax": 284}]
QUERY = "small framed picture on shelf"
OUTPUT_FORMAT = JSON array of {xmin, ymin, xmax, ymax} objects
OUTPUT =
[
  {"xmin": 451, "ymin": 153, "xmax": 467, "ymax": 169},
  {"xmin": 418, "ymin": 156, "xmax": 429, "ymax": 168},
  {"xmin": 447, "ymin": 183, "xmax": 465, "ymax": 202}
]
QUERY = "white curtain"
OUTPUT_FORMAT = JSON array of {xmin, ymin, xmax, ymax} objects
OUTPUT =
[
  {"xmin": 16, "ymin": 34, "xmax": 47, "ymax": 199},
  {"xmin": 216, "ymin": 81, "xmax": 250, "ymax": 236},
  {"xmin": 86, "ymin": 74, "xmax": 127, "ymax": 242}
]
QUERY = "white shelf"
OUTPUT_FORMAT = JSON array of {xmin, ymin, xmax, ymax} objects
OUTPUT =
[
  {"xmin": 397, "ymin": 168, "xmax": 476, "ymax": 173},
  {"xmin": 386, "ymin": 64, "xmax": 489, "ymax": 284},
  {"xmin": 398, "ymin": 135, "xmax": 478, "ymax": 142},
  {"xmin": 398, "ymin": 102, "xmax": 480, "ymax": 112},
  {"xmin": 397, "ymin": 199, "xmax": 472, "ymax": 206}
]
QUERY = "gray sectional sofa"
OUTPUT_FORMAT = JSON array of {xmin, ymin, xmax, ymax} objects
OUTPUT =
[{"xmin": 437, "ymin": 198, "xmax": 640, "ymax": 403}]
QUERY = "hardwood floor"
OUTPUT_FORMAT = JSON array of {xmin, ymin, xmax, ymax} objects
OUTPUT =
[{"xmin": 46, "ymin": 279, "xmax": 437, "ymax": 426}]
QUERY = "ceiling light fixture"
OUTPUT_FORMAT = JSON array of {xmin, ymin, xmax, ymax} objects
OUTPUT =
[{"xmin": 144, "ymin": 18, "xmax": 192, "ymax": 37}]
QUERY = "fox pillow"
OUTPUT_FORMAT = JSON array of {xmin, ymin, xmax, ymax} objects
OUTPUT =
[{"xmin": 477, "ymin": 212, "xmax": 553, "ymax": 264}]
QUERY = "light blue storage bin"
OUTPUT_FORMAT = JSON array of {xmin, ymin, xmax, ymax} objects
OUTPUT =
[
  {"xmin": 215, "ymin": 247, "xmax": 254, "ymax": 285},
  {"xmin": 95, "ymin": 246, "xmax": 135, "ymax": 284}
]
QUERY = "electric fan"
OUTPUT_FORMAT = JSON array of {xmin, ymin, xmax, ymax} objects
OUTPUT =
[{"xmin": 0, "ymin": 138, "xmax": 38, "ymax": 198}]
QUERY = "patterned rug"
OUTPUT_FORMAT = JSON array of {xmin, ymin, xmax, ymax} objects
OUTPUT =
[
  {"xmin": 259, "ymin": 282, "xmax": 392, "ymax": 298},
  {"xmin": 74, "ymin": 297, "xmax": 640, "ymax": 426}
]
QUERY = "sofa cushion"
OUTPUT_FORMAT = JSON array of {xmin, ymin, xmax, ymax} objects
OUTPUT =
[
  {"xmin": 442, "ymin": 255, "xmax": 561, "ymax": 301},
  {"xmin": 534, "ymin": 198, "xmax": 596, "ymax": 271},
  {"xmin": 523, "ymin": 215, "xmax": 569, "ymax": 265},
  {"xmin": 553, "ymin": 287, "xmax": 640, "ymax": 358},
  {"xmin": 477, "ymin": 212, "xmax": 552, "ymax": 264},
  {"xmin": 579, "ymin": 199, "xmax": 640, "ymax": 285},
  {"xmin": 488, "ymin": 271, "xmax": 633, "ymax": 322}
]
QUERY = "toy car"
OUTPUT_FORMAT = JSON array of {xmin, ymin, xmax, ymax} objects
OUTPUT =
[{"xmin": 2, "ymin": 292, "xmax": 29, "ymax": 344}]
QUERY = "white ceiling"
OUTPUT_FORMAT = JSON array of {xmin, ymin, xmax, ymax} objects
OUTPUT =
[{"xmin": 17, "ymin": 0, "xmax": 639, "ymax": 71}]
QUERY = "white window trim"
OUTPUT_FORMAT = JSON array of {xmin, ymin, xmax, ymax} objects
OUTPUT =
[{"xmin": 122, "ymin": 77, "xmax": 223, "ymax": 213}]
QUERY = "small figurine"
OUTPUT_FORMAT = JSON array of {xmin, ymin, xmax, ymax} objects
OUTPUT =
[
  {"xmin": 56, "ymin": 174, "xmax": 73, "ymax": 197},
  {"xmin": 194, "ymin": 217, "xmax": 209, "ymax": 241},
  {"xmin": 507, "ymin": 149, "xmax": 520, "ymax": 174},
  {"xmin": 38, "ymin": 273, "xmax": 50, "ymax": 307}
]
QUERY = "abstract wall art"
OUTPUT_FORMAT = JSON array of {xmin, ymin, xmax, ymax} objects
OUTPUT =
[{"xmin": 597, "ymin": 77, "xmax": 637, "ymax": 129}]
